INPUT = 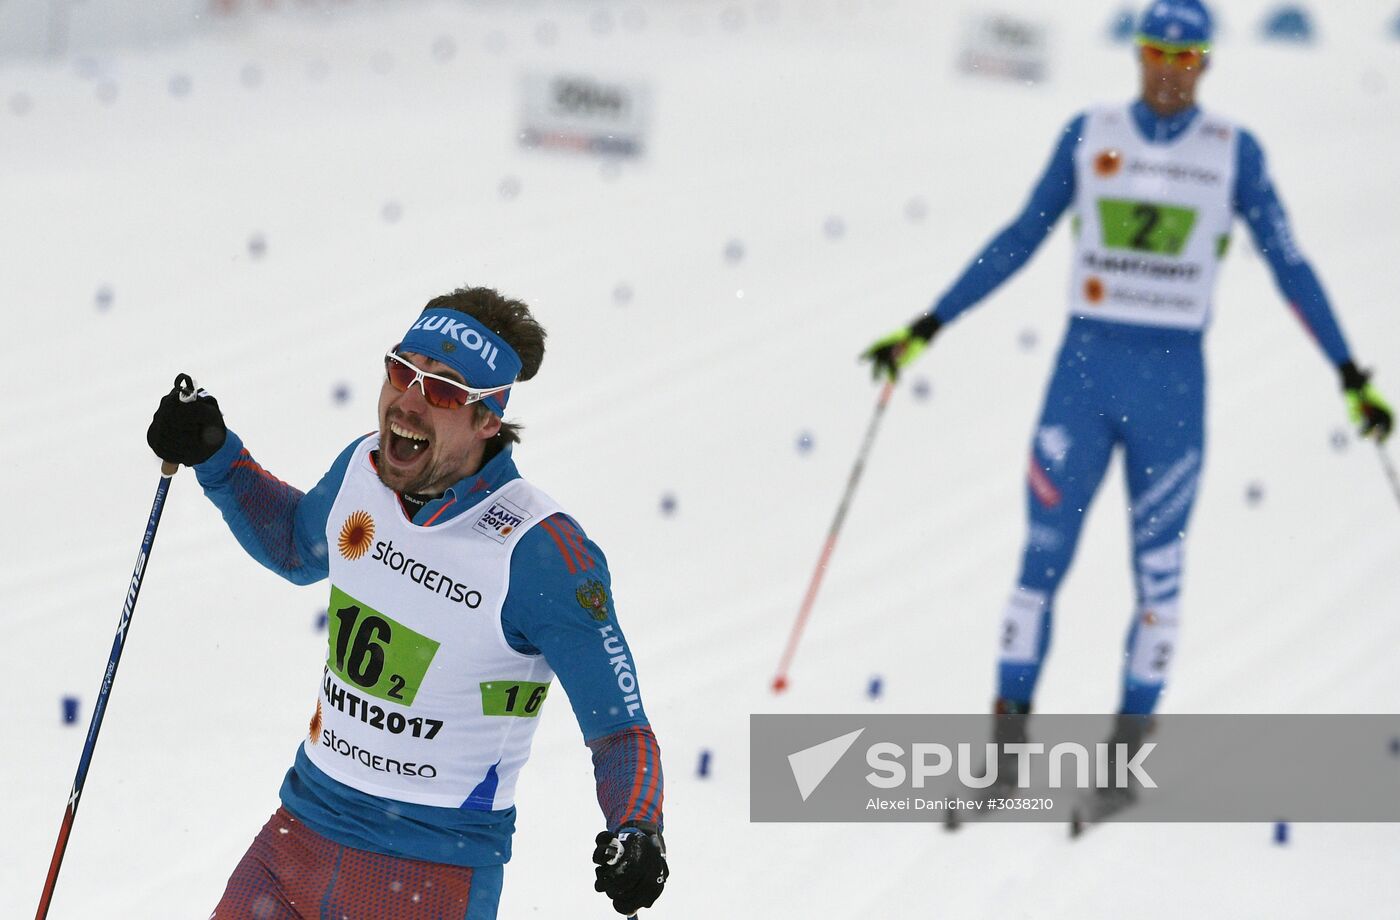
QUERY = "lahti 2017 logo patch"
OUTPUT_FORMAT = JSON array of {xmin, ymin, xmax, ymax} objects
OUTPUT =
[
  {"xmin": 473, "ymin": 497, "xmax": 530, "ymax": 544},
  {"xmin": 575, "ymin": 579, "xmax": 609, "ymax": 621}
]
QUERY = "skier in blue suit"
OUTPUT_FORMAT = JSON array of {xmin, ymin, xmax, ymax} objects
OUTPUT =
[
  {"xmin": 148, "ymin": 286, "xmax": 667, "ymax": 918},
  {"xmin": 863, "ymin": 0, "xmax": 1392, "ymax": 754}
]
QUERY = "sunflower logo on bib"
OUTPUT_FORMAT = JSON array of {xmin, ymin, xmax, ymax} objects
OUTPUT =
[{"xmin": 338, "ymin": 510, "xmax": 375, "ymax": 560}]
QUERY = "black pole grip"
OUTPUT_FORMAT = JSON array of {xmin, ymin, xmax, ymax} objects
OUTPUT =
[{"xmin": 173, "ymin": 373, "xmax": 197, "ymax": 404}]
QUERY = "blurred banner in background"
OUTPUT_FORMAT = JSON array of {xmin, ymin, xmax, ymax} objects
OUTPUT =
[
  {"xmin": 1, "ymin": 0, "xmax": 206, "ymax": 58},
  {"xmin": 0, "ymin": 0, "xmax": 440, "ymax": 59},
  {"xmin": 519, "ymin": 71, "xmax": 652, "ymax": 157}
]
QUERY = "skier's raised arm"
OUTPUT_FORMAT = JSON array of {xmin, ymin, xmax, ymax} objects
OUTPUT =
[{"xmin": 147, "ymin": 384, "xmax": 351, "ymax": 585}]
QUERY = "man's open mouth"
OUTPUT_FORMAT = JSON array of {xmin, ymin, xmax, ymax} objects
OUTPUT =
[{"xmin": 386, "ymin": 420, "xmax": 430, "ymax": 467}]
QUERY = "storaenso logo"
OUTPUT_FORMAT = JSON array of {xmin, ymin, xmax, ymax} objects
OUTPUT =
[
  {"xmin": 321, "ymin": 728, "xmax": 437, "ymax": 778},
  {"xmin": 371, "ymin": 539, "xmax": 483, "ymax": 608},
  {"xmin": 1125, "ymin": 160, "xmax": 1222, "ymax": 186}
]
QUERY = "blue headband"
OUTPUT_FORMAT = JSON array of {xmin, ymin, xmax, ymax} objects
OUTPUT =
[
  {"xmin": 1137, "ymin": 0, "xmax": 1213, "ymax": 46},
  {"xmin": 398, "ymin": 309, "xmax": 523, "ymax": 417}
]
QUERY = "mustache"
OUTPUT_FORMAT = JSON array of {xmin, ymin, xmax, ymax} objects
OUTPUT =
[{"xmin": 385, "ymin": 408, "xmax": 432, "ymax": 435}]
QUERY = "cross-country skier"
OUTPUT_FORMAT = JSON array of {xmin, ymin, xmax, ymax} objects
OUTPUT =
[
  {"xmin": 147, "ymin": 286, "xmax": 667, "ymax": 918},
  {"xmin": 863, "ymin": 0, "xmax": 1393, "ymax": 798}
]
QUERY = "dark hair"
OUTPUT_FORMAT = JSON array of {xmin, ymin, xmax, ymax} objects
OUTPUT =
[{"xmin": 421, "ymin": 286, "xmax": 547, "ymax": 455}]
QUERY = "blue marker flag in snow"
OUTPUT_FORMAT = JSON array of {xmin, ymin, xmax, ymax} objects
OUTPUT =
[
  {"xmin": 1273, "ymin": 821, "xmax": 1289, "ymax": 844},
  {"xmin": 1262, "ymin": 5, "xmax": 1315, "ymax": 42},
  {"xmin": 867, "ymin": 677, "xmax": 883, "ymax": 700},
  {"xmin": 697, "ymin": 750, "xmax": 711, "ymax": 778},
  {"xmin": 62, "ymin": 696, "xmax": 79, "ymax": 725}
]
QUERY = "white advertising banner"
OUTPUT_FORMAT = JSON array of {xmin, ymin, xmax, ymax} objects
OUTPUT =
[
  {"xmin": 518, "ymin": 72, "xmax": 652, "ymax": 158},
  {"xmin": 956, "ymin": 12, "xmax": 1051, "ymax": 85}
]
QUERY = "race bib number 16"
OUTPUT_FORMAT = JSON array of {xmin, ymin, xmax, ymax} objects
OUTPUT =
[{"xmin": 326, "ymin": 585, "xmax": 441, "ymax": 706}]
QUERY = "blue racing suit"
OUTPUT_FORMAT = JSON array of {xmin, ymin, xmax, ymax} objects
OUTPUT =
[
  {"xmin": 193, "ymin": 432, "xmax": 664, "ymax": 872},
  {"xmin": 929, "ymin": 101, "xmax": 1353, "ymax": 714}
]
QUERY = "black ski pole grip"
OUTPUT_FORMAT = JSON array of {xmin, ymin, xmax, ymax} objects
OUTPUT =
[{"xmin": 174, "ymin": 373, "xmax": 197, "ymax": 404}]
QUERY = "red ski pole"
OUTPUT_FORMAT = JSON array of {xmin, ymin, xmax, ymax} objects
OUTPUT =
[
  {"xmin": 772, "ymin": 379, "xmax": 896, "ymax": 693},
  {"xmin": 35, "ymin": 376, "xmax": 194, "ymax": 919}
]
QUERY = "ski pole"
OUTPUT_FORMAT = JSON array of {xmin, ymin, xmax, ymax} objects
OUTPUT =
[
  {"xmin": 772, "ymin": 379, "xmax": 897, "ymax": 693},
  {"xmin": 35, "ymin": 377, "xmax": 192, "ymax": 920},
  {"xmin": 1374, "ymin": 441, "xmax": 1400, "ymax": 511}
]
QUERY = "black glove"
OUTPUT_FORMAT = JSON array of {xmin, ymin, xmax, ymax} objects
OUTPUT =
[
  {"xmin": 861, "ymin": 312, "xmax": 942, "ymax": 382},
  {"xmin": 1339, "ymin": 361, "xmax": 1393, "ymax": 443},
  {"xmin": 592, "ymin": 824, "xmax": 668, "ymax": 915},
  {"xmin": 147, "ymin": 373, "xmax": 227, "ymax": 466}
]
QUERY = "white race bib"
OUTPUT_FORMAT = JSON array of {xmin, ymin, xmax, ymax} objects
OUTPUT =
[
  {"xmin": 1068, "ymin": 103, "xmax": 1239, "ymax": 330},
  {"xmin": 306, "ymin": 437, "xmax": 563, "ymax": 810}
]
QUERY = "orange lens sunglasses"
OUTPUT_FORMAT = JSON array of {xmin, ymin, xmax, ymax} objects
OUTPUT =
[
  {"xmin": 383, "ymin": 350, "xmax": 510, "ymax": 410},
  {"xmin": 1139, "ymin": 41, "xmax": 1209, "ymax": 70}
]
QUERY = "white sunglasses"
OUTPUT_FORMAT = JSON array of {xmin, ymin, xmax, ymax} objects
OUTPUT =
[{"xmin": 383, "ymin": 350, "xmax": 512, "ymax": 410}]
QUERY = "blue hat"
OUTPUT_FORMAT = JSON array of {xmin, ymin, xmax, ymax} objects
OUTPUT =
[
  {"xmin": 1137, "ymin": 0, "xmax": 1213, "ymax": 46},
  {"xmin": 397, "ymin": 308, "xmax": 523, "ymax": 417}
]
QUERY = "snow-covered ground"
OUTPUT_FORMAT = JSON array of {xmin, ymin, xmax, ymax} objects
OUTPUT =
[{"xmin": 4, "ymin": 1, "xmax": 1400, "ymax": 916}]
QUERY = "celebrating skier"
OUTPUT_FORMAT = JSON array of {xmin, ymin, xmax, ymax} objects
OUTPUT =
[
  {"xmin": 863, "ymin": 0, "xmax": 1393, "ymax": 780},
  {"xmin": 147, "ymin": 286, "xmax": 667, "ymax": 918}
]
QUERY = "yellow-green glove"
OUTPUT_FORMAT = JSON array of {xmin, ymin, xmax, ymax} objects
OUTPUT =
[
  {"xmin": 861, "ymin": 314, "xmax": 942, "ymax": 383},
  {"xmin": 1340, "ymin": 361, "xmax": 1393, "ymax": 442}
]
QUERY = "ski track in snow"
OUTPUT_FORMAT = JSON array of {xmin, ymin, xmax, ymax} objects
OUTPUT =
[{"xmin": 3, "ymin": 1, "xmax": 1400, "ymax": 917}]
